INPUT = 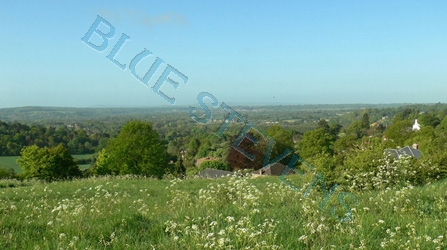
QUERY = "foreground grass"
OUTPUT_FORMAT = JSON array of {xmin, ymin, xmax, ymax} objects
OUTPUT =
[{"xmin": 0, "ymin": 175, "xmax": 446, "ymax": 249}]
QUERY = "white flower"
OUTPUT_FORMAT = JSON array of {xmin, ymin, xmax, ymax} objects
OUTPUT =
[
  {"xmin": 298, "ymin": 235, "xmax": 307, "ymax": 241},
  {"xmin": 378, "ymin": 220, "xmax": 385, "ymax": 224}
]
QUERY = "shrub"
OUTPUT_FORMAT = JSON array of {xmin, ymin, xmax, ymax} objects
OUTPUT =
[
  {"xmin": 0, "ymin": 168, "xmax": 15, "ymax": 179},
  {"xmin": 346, "ymin": 153, "xmax": 444, "ymax": 191},
  {"xmin": 198, "ymin": 160, "xmax": 230, "ymax": 172},
  {"xmin": 17, "ymin": 144, "xmax": 82, "ymax": 181}
]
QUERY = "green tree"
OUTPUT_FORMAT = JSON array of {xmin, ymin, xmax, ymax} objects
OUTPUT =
[
  {"xmin": 418, "ymin": 113, "xmax": 440, "ymax": 128},
  {"xmin": 361, "ymin": 113, "xmax": 370, "ymax": 129},
  {"xmin": 199, "ymin": 160, "xmax": 230, "ymax": 172},
  {"xmin": 298, "ymin": 127, "xmax": 336, "ymax": 159},
  {"xmin": 92, "ymin": 148, "xmax": 111, "ymax": 175},
  {"xmin": 266, "ymin": 125, "xmax": 294, "ymax": 160},
  {"xmin": 196, "ymin": 140, "xmax": 212, "ymax": 158},
  {"xmin": 334, "ymin": 134, "xmax": 358, "ymax": 155},
  {"xmin": 384, "ymin": 120, "xmax": 413, "ymax": 146},
  {"xmin": 347, "ymin": 120, "xmax": 368, "ymax": 139},
  {"xmin": 317, "ymin": 119, "xmax": 330, "ymax": 131},
  {"xmin": 187, "ymin": 138, "xmax": 200, "ymax": 158},
  {"xmin": 173, "ymin": 154, "xmax": 186, "ymax": 177},
  {"xmin": 93, "ymin": 121, "xmax": 168, "ymax": 178},
  {"xmin": 17, "ymin": 144, "xmax": 81, "ymax": 181},
  {"xmin": 393, "ymin": 108, "xmax": 418, "ymax": 123}
]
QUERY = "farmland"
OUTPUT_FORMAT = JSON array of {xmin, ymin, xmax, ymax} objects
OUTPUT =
[{"xmin": 0, "ymin": 154, "xmax": 94, "ymax": 174}]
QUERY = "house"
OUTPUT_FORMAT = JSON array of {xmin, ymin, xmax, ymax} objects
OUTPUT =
[
  {"xmin": 412, "ymin": 119, "xmax": 421, "ymax": 131},
  {"xmin": 253, "ymin": 163, "xmax": 296, "ymax": 176},
  {"xmin": 197, "ymin": 168, "xmax": 235, "ymax": 178},
  {"xmin": 386, "ymin": 144, "xmax": 422, "ymax": 160}
]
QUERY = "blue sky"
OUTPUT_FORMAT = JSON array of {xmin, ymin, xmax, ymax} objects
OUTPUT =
[{"xmin": 1, "ymin": 1, "xmax": 446, "ymax": 108}]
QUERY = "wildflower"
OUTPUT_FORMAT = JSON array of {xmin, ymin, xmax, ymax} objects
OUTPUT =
[
  {"xmin": 298, "ymin": 235, "xmax": 307, "ymax": 241},
  {"xmin": 378, "ymin": 220, "xmax": 385, "ymax": 224},
  {"xmin": 218, "ymin": 238, "xmax": 225, "ymax": 246},
  {"xmin": 226, "ymin": 216, "xmax": 235, "ymax": 222}
]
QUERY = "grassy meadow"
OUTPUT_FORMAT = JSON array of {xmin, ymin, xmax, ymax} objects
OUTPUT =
[
  {"xmin": 1, "ymin": 174, "xmax": 446, "ymax": 249},
  {"xmin": 0, "ymin": 156, "xmax": 22, "ymax": 173}
]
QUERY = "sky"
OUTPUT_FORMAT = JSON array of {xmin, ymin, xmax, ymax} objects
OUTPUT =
[{"xmin": 1, "ymin": 1, "xmax": 447, "ymax": 108}]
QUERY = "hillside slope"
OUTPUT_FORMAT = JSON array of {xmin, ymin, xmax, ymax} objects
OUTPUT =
[{"xmin": 0, "ymin": 175, "xmax": 446, "ymax": 249}]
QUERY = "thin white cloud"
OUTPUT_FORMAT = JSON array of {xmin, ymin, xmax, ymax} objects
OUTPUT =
[
  {"xmin": 126, "ymin": 10, "xmax": 186, "ymax": 28},
  {"xmin": 97, "ymin": 8, "xmax": 187, "ymax": 29}
]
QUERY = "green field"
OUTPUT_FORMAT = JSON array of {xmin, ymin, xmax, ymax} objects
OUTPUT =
[
  {"xmin": 0, "ymin": 156, "xmax": 22, "ymax": 173},
  {"xmin": 0, "ymin": 174, "xmax": 446, "ymax": 249},
  {"xmin": 0, "ymin": 154, "xmax": 94, "ymax": 173}
]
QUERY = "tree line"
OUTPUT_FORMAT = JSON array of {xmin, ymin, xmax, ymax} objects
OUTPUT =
[
  {"xmin": 0, "ymin": 121, "xmax": 110, "ymax": 156},
  {"xmin": 4, "ymin": 104, "xmax": 447, "ymax": 191}
]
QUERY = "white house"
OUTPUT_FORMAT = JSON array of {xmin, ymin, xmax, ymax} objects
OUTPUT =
[{"xmin": 412, "ymin": 119, "xmax": 421, "ymax": 131}]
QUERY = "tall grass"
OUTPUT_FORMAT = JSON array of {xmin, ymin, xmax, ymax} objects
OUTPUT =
[{"xmin": 0, "ymin": 174, "xmax": 446, "ymax": 249}]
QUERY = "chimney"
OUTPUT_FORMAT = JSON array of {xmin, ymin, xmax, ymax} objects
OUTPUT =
[{"xmin": 412, "ymin": 143, "xmax": 418, "ymax": 150}]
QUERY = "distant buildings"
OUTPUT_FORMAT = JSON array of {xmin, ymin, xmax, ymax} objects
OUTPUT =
[
  {"xmin": 252, "ymin": 163, "xmax": 296, "ymax": 176},
  {"xmin": 197, "ymin": 168, "xmax": 235, "ymax": 178},
  {"xmin": 386, "ymin": 144, "xmax": 422, "ymax": 160}
]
